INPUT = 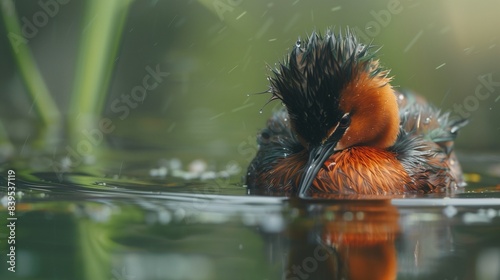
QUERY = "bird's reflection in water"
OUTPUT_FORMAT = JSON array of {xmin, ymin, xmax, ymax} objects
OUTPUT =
[{"xmin": 284, "ymin": 199, "xmax": 399, "ymax": 280}]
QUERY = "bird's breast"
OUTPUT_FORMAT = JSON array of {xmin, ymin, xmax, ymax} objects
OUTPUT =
[{"xmin": 314, "ymin": 146, "xmax": 415, "ymax": 194}]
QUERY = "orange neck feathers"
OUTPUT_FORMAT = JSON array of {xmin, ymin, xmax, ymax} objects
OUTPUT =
[{"xmin": 336, "ymin": 61, "xmax": 400, "ymax": 151}]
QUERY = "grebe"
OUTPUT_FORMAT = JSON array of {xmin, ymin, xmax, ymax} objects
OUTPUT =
[{"xmin": 246, "ymin": 29, "xmax": 467, "ymax": 196}]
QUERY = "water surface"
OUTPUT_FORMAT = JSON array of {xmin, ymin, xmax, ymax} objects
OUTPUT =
[{"xmin": 1, "ymin": 152, "xmax": 500, "ymax": 280}]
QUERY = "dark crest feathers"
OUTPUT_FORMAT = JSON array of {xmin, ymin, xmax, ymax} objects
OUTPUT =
[{"xmin": 268, "ymin": 28, "xmax": 383, "ymax": 145}]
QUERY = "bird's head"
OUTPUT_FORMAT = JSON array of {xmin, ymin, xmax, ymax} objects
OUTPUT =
[{"xmin": 267, "ymin": 29, "xmax": 400, "ymax": 196}]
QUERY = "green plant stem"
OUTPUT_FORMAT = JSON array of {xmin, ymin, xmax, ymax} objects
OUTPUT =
[
  {"xmin": 1, "ymin": 0, "xmax": 61, "ymax": 127},
  {"xmin": 68, "ymin": 0, "xmax": 131, "ymax": 139}
]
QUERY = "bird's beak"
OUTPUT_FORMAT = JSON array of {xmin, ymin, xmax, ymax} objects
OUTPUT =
[{"xmin": 297, "ymin": 125, "xmax": 348, "ymax": 198}]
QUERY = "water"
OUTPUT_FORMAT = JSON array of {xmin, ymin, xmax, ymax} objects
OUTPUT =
[{"xmin": 1, "ymin": 152, "xmax": 500, "ymax": 280}]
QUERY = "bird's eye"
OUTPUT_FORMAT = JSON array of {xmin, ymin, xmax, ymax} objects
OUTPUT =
[{"xmin": 339, "ymin": 113, "xmax": 351, "ymax": 128}]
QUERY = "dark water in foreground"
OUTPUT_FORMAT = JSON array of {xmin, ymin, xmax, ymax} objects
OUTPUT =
[{"xmin": 1, "ymin": 154, "xmax": 500, "ymax": 280}]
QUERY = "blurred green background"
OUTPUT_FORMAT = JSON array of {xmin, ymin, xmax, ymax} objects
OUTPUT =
[{"xmin": 1, "ymin": 0, "xmax": 500, "ymax": 168}]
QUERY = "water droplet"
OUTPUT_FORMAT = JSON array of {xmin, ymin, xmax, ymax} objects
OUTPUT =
[
  {"xmin": 443, "ymin": 205, "xmax": 457, "ymax": 218},
  {"xmin": 259, "ymin": 213, "xmax": 284, "ymax": 233},
  {"xmin": 356, "ymin": 211, "xmax": 365, "ymax": 220},
  {"xmin": 158, "ymin": 210, "xmax": 172, "ymax": 225},
  {"xmin": 169, "ymin": 158, "xmax": 182, "ymax": 170},
  {"xmin": 189, "ymin": 159, "xmax": 208, "ymax": 174},
  {"xmin": 486, "ymin": 208, "xmax": 497, "ymax": 218},
  {"xmin": 259, "ymin": 109, "xmax": 263, "ymax": 114},
  {"xmin": 325, "ymin": 211, "xmax": 335, "ymax": 221},
  {"xmin": 343, "ymin": 211, "xmax": 354, "ymax": 221},
  {"xmin": 295, "ymin": 39, "xmax": 301, "ymax": 48},
  {"xmin": 174, "ymin": 208, "xmax": 186, "ymax": 221}
]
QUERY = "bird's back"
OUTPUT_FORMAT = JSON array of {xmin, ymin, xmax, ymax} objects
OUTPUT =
[{"xmin": 391, "ymin": 90, "xmax": 468, "ymax": 190}]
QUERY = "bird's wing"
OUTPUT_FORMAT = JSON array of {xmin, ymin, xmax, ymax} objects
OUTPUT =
[
  {"xmin": 246, "ymin": 108, "xmax": 304, "ymax": 188},
  {"xmin": 396, "ymin": 89, "xmax": 468, "ymax": 148},
  {"xmin": 393, "ymin": 90, "xmax": 468, "ymax": 188}
]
